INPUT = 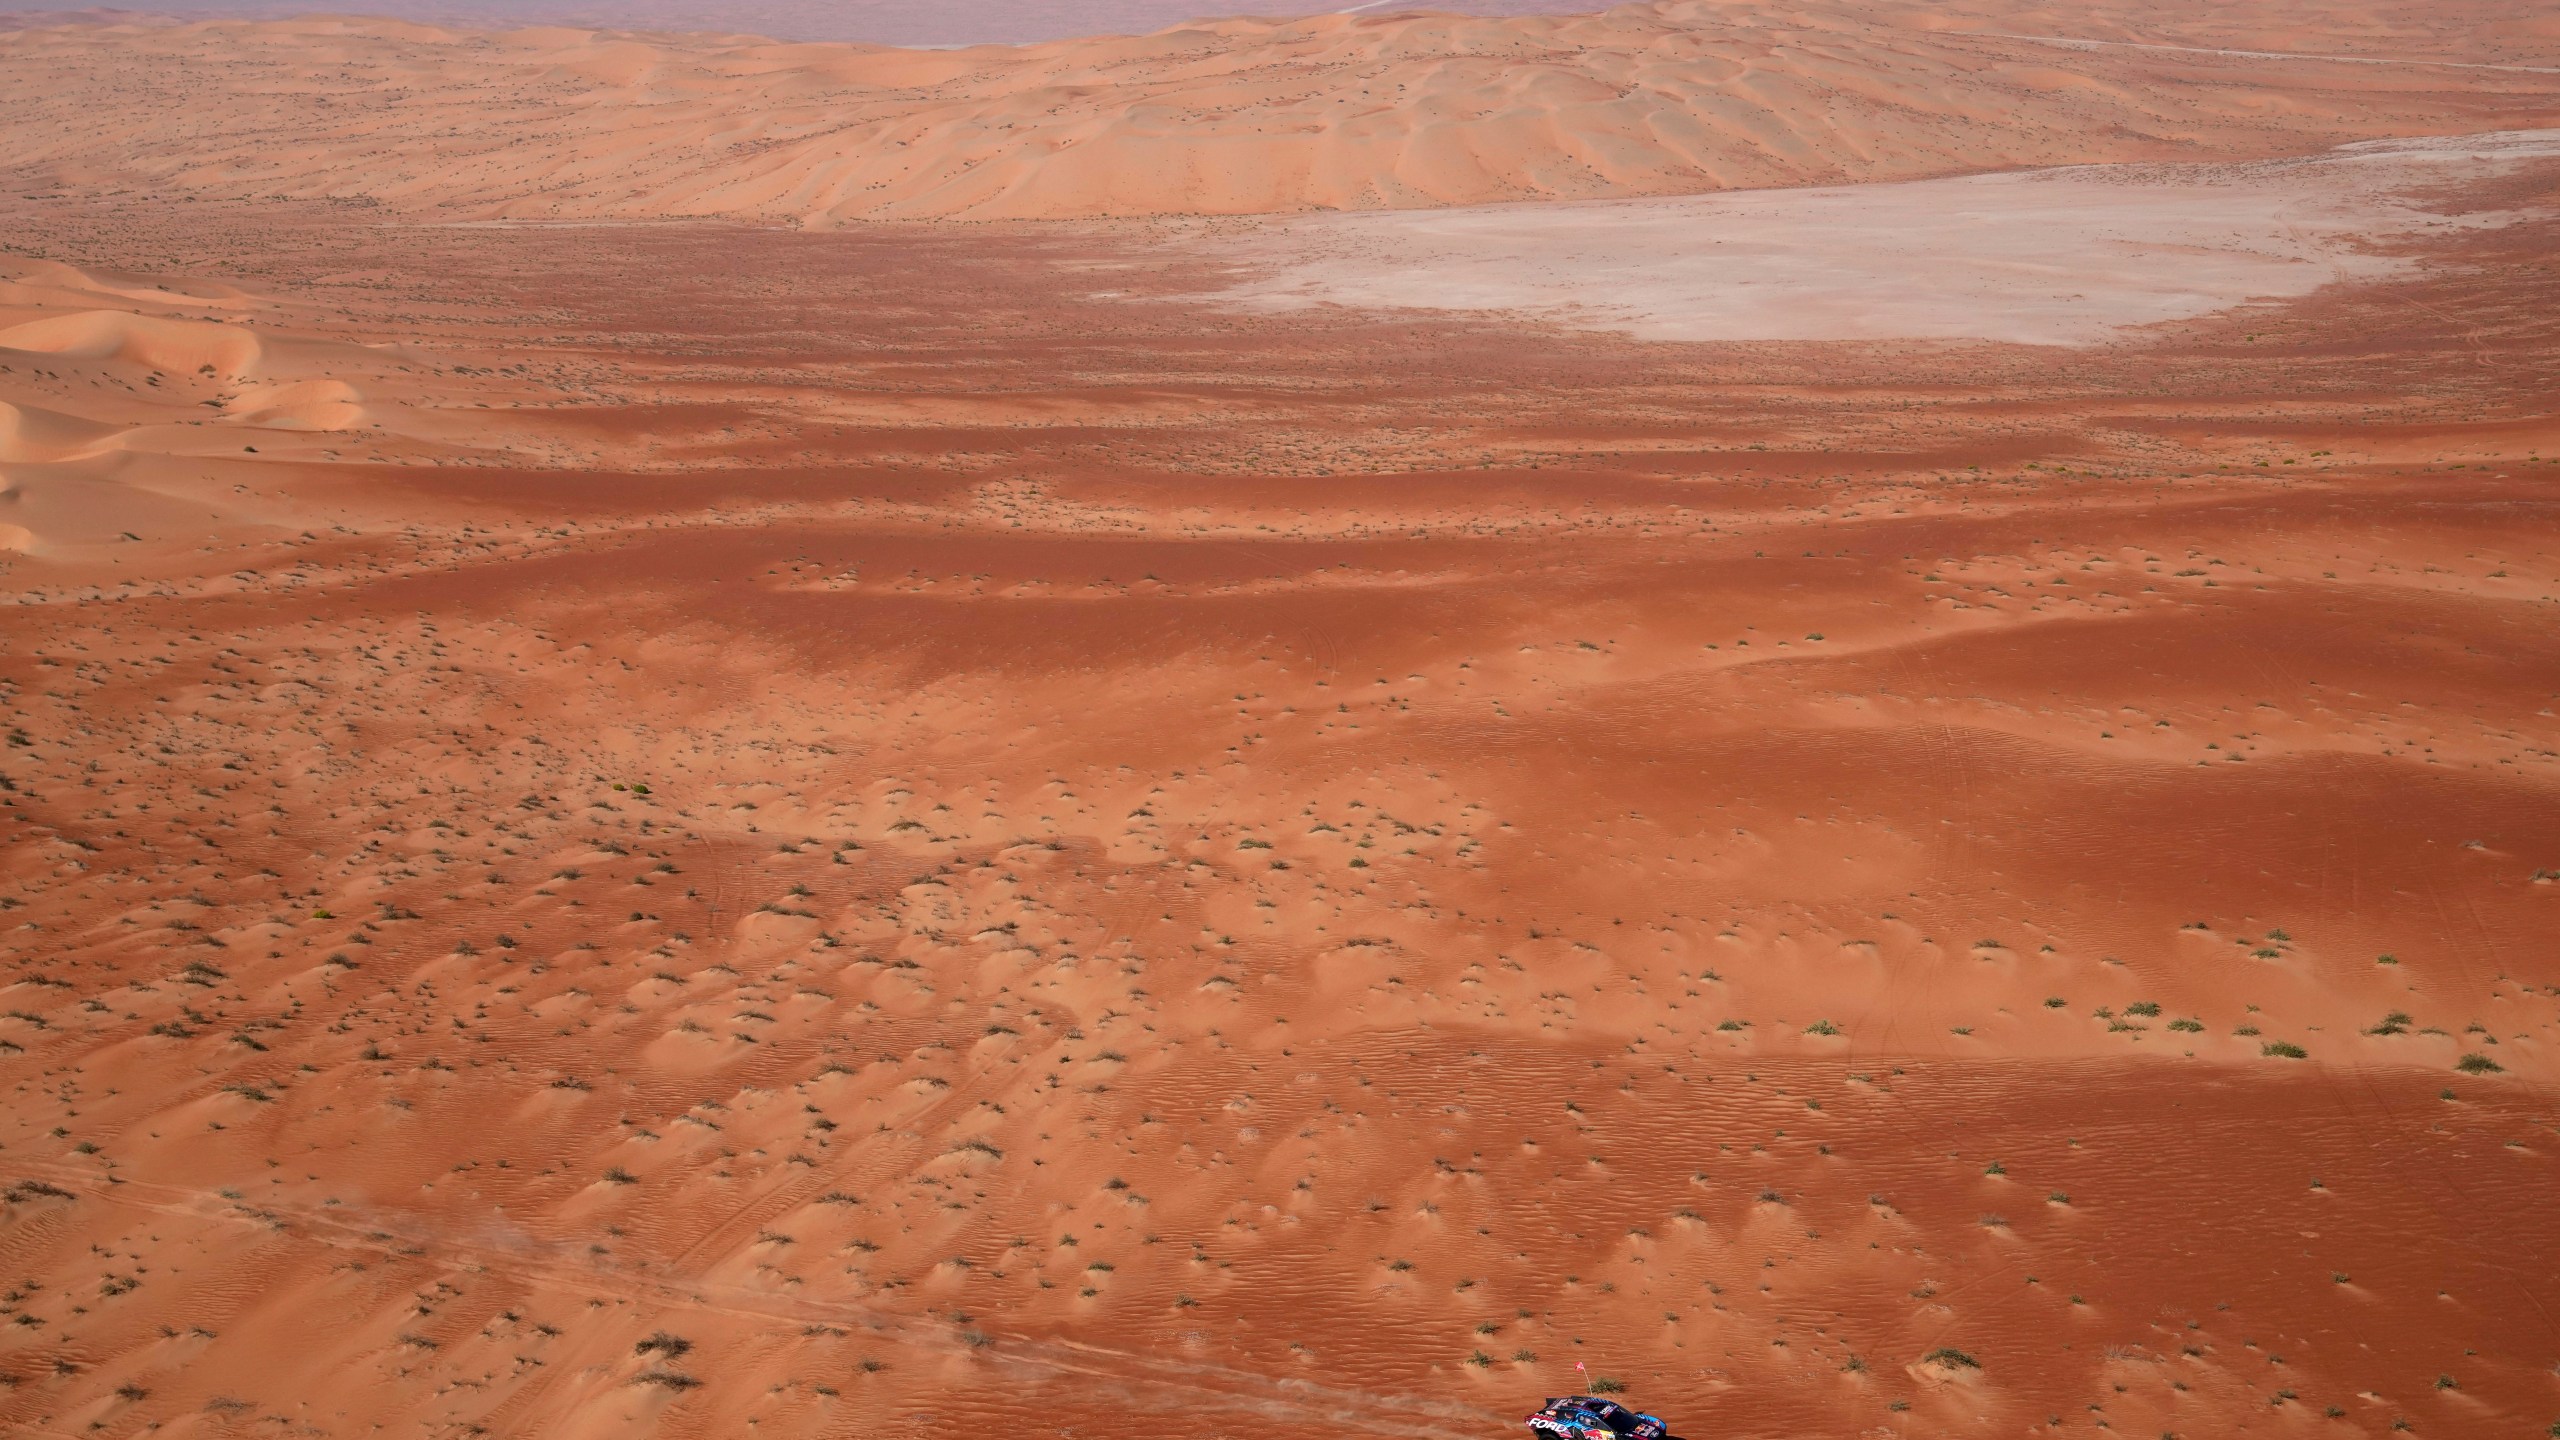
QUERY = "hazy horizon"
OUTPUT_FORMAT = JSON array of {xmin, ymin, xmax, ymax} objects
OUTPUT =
[{"xmin": 0, "ymin": 0, "xmax": 1597, "ymax": 45}]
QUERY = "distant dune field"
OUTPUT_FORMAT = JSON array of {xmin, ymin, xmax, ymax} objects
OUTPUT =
[
  {"xmin": 0, "ymin": 0, "xmax": 1599, "ymax": 47},
  {"xmin": 1, "ymin": 0, "xmax": 2555, "ymax": 223}
]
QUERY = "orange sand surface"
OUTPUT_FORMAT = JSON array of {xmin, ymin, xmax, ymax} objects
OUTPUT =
[
  {"xmin": 5, "ymin": 164, "xmax": 2558, "ymax": 1436},
  {"xmin": 3, "ymin": 7, "xmax": 2560, "ymax": 1438},
  {"xmin": 2, "ymin": 0, "xmax": 2558, "ymax": 222}
]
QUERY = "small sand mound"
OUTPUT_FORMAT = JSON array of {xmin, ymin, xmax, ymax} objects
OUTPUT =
[
  {"xmin": 0, "ymin": 256, "xmax": 257, "ymax": 310},
  {"xmin": 0, "ymin": 398, "xmax": 129, "ymax": 462},
  {"xmin": 0, "ymin": 309, "xmax": 264, "ymax": 379},
  {"xmin": 225, "ymin": 378, "xmax": 366, "ymax": 431}
]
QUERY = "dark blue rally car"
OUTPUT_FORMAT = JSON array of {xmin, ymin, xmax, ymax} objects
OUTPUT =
[{"xmin": 1523, "ymin": 1395, "xmax": 1679, "ymax": 1440}]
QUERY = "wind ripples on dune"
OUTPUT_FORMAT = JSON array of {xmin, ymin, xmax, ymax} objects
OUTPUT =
[{"xmin": 1, "ymin": 0, "xmax": 2554, "ymax": 223}]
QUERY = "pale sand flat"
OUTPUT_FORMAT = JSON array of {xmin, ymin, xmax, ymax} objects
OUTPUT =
[{"xmin": 1203, "ymin": 129, "xmax": 2560, "ymax": 344}]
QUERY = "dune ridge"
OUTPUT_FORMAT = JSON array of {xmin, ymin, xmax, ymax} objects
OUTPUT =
[
  {"xmin": 0, "ymin": 259, "xmax": 404, "ymax": 555},
  {"xmin": 0, "ymin": 310, "xmax": 267, "ymax": 379},
  {"xmin": 1, "ymin": 0, "xmax": 2555, "ymax": 223}
]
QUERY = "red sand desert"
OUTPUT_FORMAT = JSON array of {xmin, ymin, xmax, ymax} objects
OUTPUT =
[{"xmin": 1, "ymin": 2, "xmax": 2557, "ymax": 1438}]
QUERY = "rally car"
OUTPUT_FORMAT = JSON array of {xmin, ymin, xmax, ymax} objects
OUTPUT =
[{"xmin": 1523, "ymin": 1395, "xmax": 1679, "ymax": 1440}]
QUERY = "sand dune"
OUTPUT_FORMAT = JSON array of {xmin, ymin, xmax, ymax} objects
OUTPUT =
[
  {"xmin": 1, "ymin": 0, "xmax": 2554, "ymax": 222},
  {"xmin": 0, "ymin": 309, "xmax": 266, "ymax": 378},
  {"xmin": 0, "ymin": 397, "xmax": 131, "ymax": 463},
  {"xmin": 0, "ymin": 256, "xmax": 259, "ymax": 311},
  {"xmin": 221, "ymin": 377, "xmax": 368, "ymax": 430},
  {"xmin": 0, "ymin": 259, "xmax": 403, "ymax": 553}
]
